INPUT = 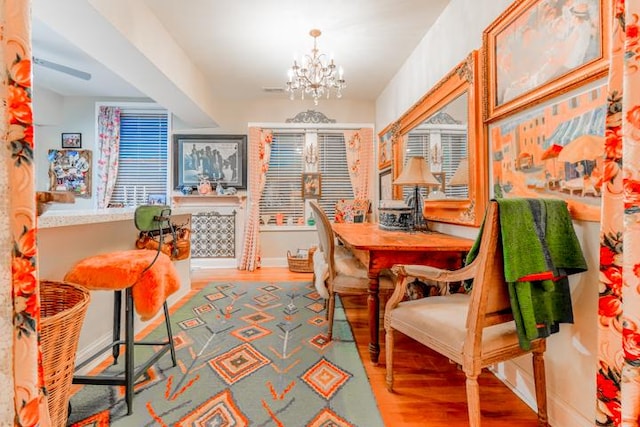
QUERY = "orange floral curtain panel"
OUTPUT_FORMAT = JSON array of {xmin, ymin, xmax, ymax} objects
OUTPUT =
[
  {"xmin": 343, "ymin": 128, "xmax": 372, "ymax": 200},
  {"xmin": 597, "ymin": 0, "xmax": 640, "ymax": 425},
  {"xmin": 2, "ymin": 0, "xmax": 51, "ymax": 425},
  {"xmin": 238, "ymin": 127, "xmax": 273, "ymax": 271}
]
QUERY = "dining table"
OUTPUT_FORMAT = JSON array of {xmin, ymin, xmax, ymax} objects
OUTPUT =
[{"xmin": 331, "ymin": 222, "xmax": 474, "ymax": 365}]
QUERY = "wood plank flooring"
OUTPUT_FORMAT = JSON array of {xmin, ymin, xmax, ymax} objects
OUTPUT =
[{"xmin": 192, "ymin": 267, "xmax": 541, "ymax": 426}]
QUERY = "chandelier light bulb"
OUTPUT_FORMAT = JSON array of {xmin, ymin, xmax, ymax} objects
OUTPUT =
[{"xmin": 285, "ymin": 28, "xmax": 346, "ymax": 105}]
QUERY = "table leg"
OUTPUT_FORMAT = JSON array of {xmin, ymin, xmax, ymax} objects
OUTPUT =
[{"xmin": 367, "ymin": 273, "xmax": 380, "ymax": 365}]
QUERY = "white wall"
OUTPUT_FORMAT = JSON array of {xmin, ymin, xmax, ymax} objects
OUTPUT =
[
  {"xmin": 375, "ymin": 0, "xmax": 597, "ymax": 425},
  {"xmin": 33, "ymin": 86, "xmax": 376, "ymax": 264}
]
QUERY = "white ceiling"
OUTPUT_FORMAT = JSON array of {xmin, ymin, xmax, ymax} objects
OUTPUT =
[{"xmin": 31, "ymin": 0, "xmax": 451, "ymax": 105}]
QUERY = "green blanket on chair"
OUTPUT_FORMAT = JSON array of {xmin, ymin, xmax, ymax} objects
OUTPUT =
[{"xmin": 466, "ymin": 198, "xmax": 588, "ymax": 349}]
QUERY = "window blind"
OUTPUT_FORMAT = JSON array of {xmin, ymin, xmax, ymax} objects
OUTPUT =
[
  {"xmin": 317, "ymin": 133, "xmax": 354, "ymax": 219},
  {"xmin": 110, "ymin": 110, "xmax": 168, "ymax": 206},
  {"xmin": 259, "ymin": 133, "xmax": 305, "ymax": 222},
  {"xmin": 441, "ymin": 131, "xmax": 468, "ymax": 198},
  {"xmin": 402, "ymin": 133, "xmax": 430, "ymax": 202},
  {"xmin": 402, "ymin": 129, "xmax": 468, "ymax": 200}
]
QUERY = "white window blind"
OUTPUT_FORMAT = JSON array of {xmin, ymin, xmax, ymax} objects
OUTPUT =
[
  {"xmin": 110, "ymin": 109, "xmax": 168, "ymax": 206},
  {"xmin": 402, "ymin": 133, "xmax": 430, "ymax": 201},
  {"xmin": 402, "ymin": 128, "xmax": 467, "ymax": 200},
  {"xmin": 317, "ymin": 133, "xmax": 354, "ymax": 219},
  {"xmin": 260, "ymin": 133, "xmax": 305, "ymax": 222},
  {"xmin": 441, "ymin": 131, "xmax": 468, "ymax": 198}
]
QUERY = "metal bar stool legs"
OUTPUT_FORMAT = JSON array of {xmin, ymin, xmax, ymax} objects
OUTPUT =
[{"xmin": 73, "ymin": 287, "xmax": 177, "ymax": 415}]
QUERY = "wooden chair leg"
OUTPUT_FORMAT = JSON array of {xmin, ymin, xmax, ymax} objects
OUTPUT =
[
  {"xmin": 385, "ymin": 327, "xmax": 395, "ymax": 392},
  {"xmin": 327, "ymin": 293, "xmax": 336, "ymax": 340},
  {"xmin": 465, "ymin": 372, "xmax": 481, "ymax": 427},
  {"xmin": 532, "ymin": 348, "xmax": 549, "ymax": 426}
]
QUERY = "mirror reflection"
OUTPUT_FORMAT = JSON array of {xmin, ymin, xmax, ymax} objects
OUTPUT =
[{"xmin": 402, "ymin": 92, "xmax": 469, "ymax": 202}]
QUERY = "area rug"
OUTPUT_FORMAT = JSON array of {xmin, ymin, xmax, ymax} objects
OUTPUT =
[{"xmin": 67, "ymin": 281, "xmax": 384, "ymax": 427}]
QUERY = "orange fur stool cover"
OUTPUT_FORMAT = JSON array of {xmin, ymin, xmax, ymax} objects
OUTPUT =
[{"xmin": 64, "ymin": 249, "xmax": 180, "ymax": 321}]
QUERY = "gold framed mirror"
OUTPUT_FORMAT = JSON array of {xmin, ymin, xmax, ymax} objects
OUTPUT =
[{"xmin": 391, "ymin": 50, "xmax": 487, "ymax": 227}]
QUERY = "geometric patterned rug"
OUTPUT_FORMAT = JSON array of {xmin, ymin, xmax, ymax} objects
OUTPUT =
[{"xmin": 67, "ymin": 281, "xmax": 384, "ymax": 426}]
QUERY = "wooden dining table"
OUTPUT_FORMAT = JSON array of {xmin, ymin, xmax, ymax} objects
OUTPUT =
[{"xmin": 331, "ymin": 222, "xmax": 474, "ymax": 364}]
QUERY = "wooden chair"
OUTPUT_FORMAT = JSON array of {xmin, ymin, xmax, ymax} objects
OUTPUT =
[
  {"xmin": 384, "ymin": 201, "xmax": 548, "ymax": 426},
  {"xmin": 310, "ymin": 200, "xmax": 394, "ymax": 340}
]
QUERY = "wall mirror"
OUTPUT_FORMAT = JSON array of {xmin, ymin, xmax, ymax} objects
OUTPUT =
[{"xmin": 392, "ymin": 50, "xmax": 487, "ymax": 227}]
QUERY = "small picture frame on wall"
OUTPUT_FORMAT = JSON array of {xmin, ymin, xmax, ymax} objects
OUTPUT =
[
  {"xmin": 379, "ymin": 168, "xmax": 392, "ymax": 201},
  {"xmin": 61, "ymin": 132, "xmax": 82, "ymax": 148},
  {"xmin": 302, "ymin": 173, "xmax": 321, "ymax": 199}
]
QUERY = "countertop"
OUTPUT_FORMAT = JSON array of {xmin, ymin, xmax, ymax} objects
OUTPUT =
[{"xmin": 37, "ymin": 207, "xmax": 192, "ymax": 229}]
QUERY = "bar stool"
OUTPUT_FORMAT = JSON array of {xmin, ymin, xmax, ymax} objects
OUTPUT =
[{"xmin": 64, "ymin": 205, "xmax": 179, "ymax": 415}]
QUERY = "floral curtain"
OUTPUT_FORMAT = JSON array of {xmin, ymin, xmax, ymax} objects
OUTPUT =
[
  {"xmin": 343, "ymin": 128, "xmax": 372, "ymax": 200},
  {"xmin": 2, "ymin": 0, "xmax": 51, "ymax": 425},
  {"xmin": 96, "ymin": 106, "xmax": 121, "ymax": 209},
  {"xmin": 597, "ymin": 0, "xmax": 640, "ymax": 425},
  {"xmin": 238, "ymin": 127, "xmax": 272, "ymax": 271}
]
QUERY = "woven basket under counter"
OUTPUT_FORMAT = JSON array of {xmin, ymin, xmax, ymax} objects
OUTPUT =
[
  {"xmin": 287, "ymin": 246, "xmax": 317, "ymax": 273},
  {"xmin": 40, "ymin": 280, "xmax": 90, "ymax": 427}
]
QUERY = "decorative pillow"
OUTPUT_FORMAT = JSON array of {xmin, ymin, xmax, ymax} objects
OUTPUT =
[{"xmin": 334, "ymin": 199, "xmax": 370, "ymax": 223}]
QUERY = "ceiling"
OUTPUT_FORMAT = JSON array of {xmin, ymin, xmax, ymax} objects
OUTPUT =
[{"xmin": 31, "ymin": 0, "xmax": 451, "ymax": 106}]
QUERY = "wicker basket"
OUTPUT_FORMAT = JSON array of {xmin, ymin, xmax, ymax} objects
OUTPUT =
[
  {"xmin": 287, "ymin": 246, "xmax": 317, "ymax": 273},
  {"xmin": 40, "ymin": 281, "xmax": 90, "ymax": 427}
]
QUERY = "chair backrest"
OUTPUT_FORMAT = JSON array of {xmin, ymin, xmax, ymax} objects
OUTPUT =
[
  {"xmin": 134, "ymin": 204, "xmax": 177, "ymax": 263},
  {"xmin": 310, "ymin": 201, "xmax": 337, "ymax": 280},
  {"xmin": 334, "ymin": 199, "xmax": 370, "ymax": 223},
  {"xmin": 464, "ymin": 201, "xmax": 513, "ymax": 337}
]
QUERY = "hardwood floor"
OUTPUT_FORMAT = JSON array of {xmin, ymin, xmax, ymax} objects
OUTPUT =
[{"xmin": 192, "ymin": 267, "xmax": 541, "ymax": 426}]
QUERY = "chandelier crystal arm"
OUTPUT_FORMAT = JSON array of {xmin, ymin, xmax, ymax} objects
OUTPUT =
[{"xmin": 286, "ymin": 29, "xmax": 346, "ymax": 105}]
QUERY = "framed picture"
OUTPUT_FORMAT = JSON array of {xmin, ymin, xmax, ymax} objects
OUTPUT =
[
  {"xmin": 147, "ymin": 194, "xmax": 167, "ymax": 205},
  {"xmin": 379, "ymin": 168, "xmax": 392, "ymax": 201},
  {"xmin": 173, "ymin": 134, "xmax": 247, "ymax": 189},
  {"xmin": 490, "ymin": 80, "xmax": 606, "ymax": 222},
  {"xmin": 47, "ymin": 149, "xmax": 92, "ymax": 198},
  {"xmin": 483, "ymin": 0, "xmax": 610, "ymax": 121},
  {"xmin": 302, "ymin": 173, "xmax": 321, "ymax": 198},
  {"xmin": 377, "ymin": 125, "xmax": 395, "ymax": 170},
  {"xmin": 61, "ymin": 132, "xmax": 82, "ymax": 148}
]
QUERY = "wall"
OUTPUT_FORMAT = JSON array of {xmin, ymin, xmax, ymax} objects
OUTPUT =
[
  {"xmin": 375, "ymin": 0, "xmax": 597, "ymax": 425},
  {"xmin": 32, "ymin": 87, "xmax": 376, "ymax": 265}
]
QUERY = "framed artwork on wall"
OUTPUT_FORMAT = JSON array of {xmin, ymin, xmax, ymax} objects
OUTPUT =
[
  {"xmin": 379, "ymin": 168, "xmax": 392, "ymax": 201},
  {"xmin": 490, "ymin": 80, "xmax": 607, "ymax": 222},
  {"xmin": 173, "ymin": 134, "xmax": 247, "ymax": 189},
  {"xmin": 302, "ymin": 173, "xmax": 321, "ymax": 198},
  {"xmin": 377, "ymin": 123, "xmax": 396, "ymax": 170},
  {"xmin": 61, "ymin": 132, "xmax": 82, "ymax": 148},
  {"xmin": 483, "ymin": 0, "xmax": 610, "ymax": 122},
  {"xmin": 47, "ymin": 149, "xmax": 92, "ymax": 198}
]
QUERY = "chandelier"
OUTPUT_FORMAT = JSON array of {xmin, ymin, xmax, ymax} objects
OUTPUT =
[{"xmin": 286, "ymin": 29, "xmax": 346, "ymax": 105}]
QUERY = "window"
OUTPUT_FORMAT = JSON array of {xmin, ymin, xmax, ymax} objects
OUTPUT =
[
  {"xmin": 259, "ymin": 130, "xmax": 354, "ymax": 223},
  {"xmin": 402, "ymin": 126, "xmax": 467, "ymax": 200},
  {"xmin": 317, "ymin": 133, "xmax": 354, "ymax": 218},
  {"xmin": 260, "ymin": 132, "xmax": 305, "ymax": 222},
  {"xmin": 108, "ymin": 107, "xmax": 169, "ymax": 206}
]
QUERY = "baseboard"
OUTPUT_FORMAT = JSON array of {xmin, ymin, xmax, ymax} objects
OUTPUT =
[
  {"xmin": 74, "ymin": 333, "xmax": 113, "ymax": 375},
  {"xmin": 191, "ymin": 258, "xmax": 239, "ymax": 269},
  {"xmin": 491, "ymin": 361, "xmax": 592, "ymax": 427},
  {"xmin": 257, "ymin": 257, "xmax": 288, "ymax": 268}
]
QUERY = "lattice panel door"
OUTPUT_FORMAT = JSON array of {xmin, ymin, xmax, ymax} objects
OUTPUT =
[{"xmin": 191, "ymin": 210, "xmax": 236, "ymax": 258}]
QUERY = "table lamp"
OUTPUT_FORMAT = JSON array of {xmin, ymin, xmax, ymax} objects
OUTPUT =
[
  {"xmin": 394, "ymin": 156, "xmax": 441, "ymax": 231},
  {"xmin": 449, "ymin": 157, "xmax": 469, "ymax": 187}
]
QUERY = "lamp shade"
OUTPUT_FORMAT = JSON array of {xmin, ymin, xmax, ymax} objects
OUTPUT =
[
  {"xmin": 394, "ymin": 156, "xmax": 441, "ymax": 187},
  {"xmin": 449, "ymin": 158, "xmax": 469, "ymax": 186}
]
